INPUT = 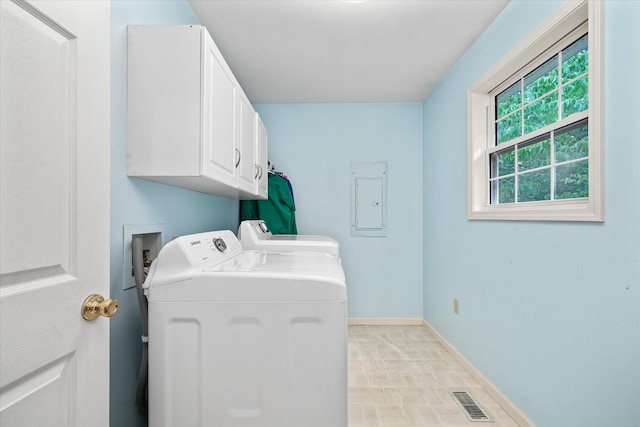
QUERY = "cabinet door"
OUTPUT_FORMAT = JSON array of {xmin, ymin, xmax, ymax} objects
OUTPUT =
[
  {"xmin": 128, "ymin": 26, "xmax": 202, "ymax": 177},
  {"xmin": 256, "ymin": 114, "xmax": 268, "ymax": 199},
  {"xmin": 238, "ymin": 91, "xmax": 257, "ymax": 194},
  {"xmin": 201, "ymin": 29, "xmax": 238, "ymax": 188}
]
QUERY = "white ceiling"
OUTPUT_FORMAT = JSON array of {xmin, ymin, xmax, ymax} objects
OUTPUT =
[{"xmin": 188, "ymin": 0, "xmax": 509, "ymax": 104}]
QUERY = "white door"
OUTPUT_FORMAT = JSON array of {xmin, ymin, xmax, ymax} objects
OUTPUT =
[{"xmin": 0, "ymin": 1, "xmax": 111, "ymax": 426}]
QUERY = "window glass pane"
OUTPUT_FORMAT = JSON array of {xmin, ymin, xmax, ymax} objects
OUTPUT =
[
  {"xmin": 491, "ymin": 177, "xmax": 515, "ymax": 204},
  {"xmin": 497, "ymin": 82, "xmax": 521, "ymax": 119},
  {"xmin": 555, "ymin": 122, "xmax": 588, "ymax": 162},
  {"xmin": 524, "ymin": 92, "xmax": 558, "ymax": 134},
  {"xmin": 490, "ymin": 148, "xmax": 515, "ymax": 176},
  {"xmin": 518, "ymin": 169, "xmax": 551, "ymax": 202},
  {"xmin": 524, "ymin": 56, "xmax": 558, "ymax": 104},
  {"xmin": 555, "ymin": 159, "xmax": 588, "ymax": 199},
  {"xmin": 490, "ymin": 153, "xmax": 497, "ymax": 179},
  {"xmin": 496, "ymin": 111, "xmax": 521, "ymax": 144},
  {"xmin": 562, "ymin": 75, "xmax": 588, "ymax": 118},
  {"xmin": 562, "ymin": 34, "xmax": 588, "ymax": 82},
  {"xmin": 518, "ymin": 138, "xmax": 550, "ymax": 172}
]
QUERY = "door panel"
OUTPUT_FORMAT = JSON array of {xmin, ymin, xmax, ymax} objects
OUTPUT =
[
  {"xmin": 0, "ymin": 1, "xmax": 110, "ymax": 425},
  {"xmin": 0, "ymin": 0, "xmax": 72, "ymax": 276},
  {"xmin": 0, "ymin": 355, "xmax": 75, "ymax": 426}
]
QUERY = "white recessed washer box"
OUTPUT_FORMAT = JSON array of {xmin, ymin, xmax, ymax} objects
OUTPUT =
[{"xmin": 123, "ymin": 223, "xmax": 166, "ymax": 290}]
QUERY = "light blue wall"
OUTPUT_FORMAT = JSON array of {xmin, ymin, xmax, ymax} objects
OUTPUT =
[
  {"xmin": 110, "ymin": 2, "xmax": 238, "ymax": 426},
  {"xmin": 254, "ymin": 103, "xmax": 423, "ymax": 318},
  {"xmin": 422, "ymin": 1, "xmax": 640, "ymax": 426}
]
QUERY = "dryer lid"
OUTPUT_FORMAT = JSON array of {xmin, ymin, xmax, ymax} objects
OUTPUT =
[{"xmin": 238, "ymin": 220, "xmax": 340, "ymax": 257}]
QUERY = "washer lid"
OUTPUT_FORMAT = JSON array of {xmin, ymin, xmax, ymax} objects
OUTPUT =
[
  {"xmin": 145, "ymin": 230, "xmax": 346, "ymax": 302},
  {"xmin": 146, "ymin": 252, "xmax": 346, "ymax": 302}
]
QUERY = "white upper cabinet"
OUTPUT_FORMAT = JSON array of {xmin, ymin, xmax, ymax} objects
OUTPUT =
[{"xmin": 127, "ymin": 25, "xmax": 267, "ymax": 199}]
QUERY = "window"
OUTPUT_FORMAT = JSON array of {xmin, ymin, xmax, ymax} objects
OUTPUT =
[{"xmin": 467, "ymin": 0, "xmax": 603, "ymax": 221}]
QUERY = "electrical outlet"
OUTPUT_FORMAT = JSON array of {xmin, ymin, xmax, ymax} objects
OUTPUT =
[
  {"xmin": 453, "ymin": 298, "xmax": 459, "ymax": 314},
  {"xmin": 123, "ymin": 224, "xmax": 165, "ymax": 290}
]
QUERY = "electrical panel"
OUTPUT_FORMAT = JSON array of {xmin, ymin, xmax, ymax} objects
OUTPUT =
[{"xmin": 350, "ymin": 162, "xmax": 387, "ymax": 237}]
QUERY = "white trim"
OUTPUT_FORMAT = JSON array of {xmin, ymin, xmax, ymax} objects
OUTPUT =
[
  {"xmin": 470, "ymin": 1, "xmax": 587, "ymax": 94},
  {"xmin": 347, "ymin": 317, "xmax": 424, "ymax": 326},
  {"xmin": 586, "ymin": 0, "xmax": 605, "ymax": 222},
  {"xmin": 467, "ymin": 0, "xmax": 604, "ymax": 222},
  {"xmin": 422, "ymin": 320, "xmax": 538, "ymax": 427}
]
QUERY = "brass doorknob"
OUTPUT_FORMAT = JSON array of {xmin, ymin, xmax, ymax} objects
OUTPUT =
[{"xmin": 81, "ymin": 294, "xmax": 119, "ymax": 321}]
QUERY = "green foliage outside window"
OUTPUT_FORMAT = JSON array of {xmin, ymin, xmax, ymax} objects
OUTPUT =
[
  {"xmin": 562, "ymin": 76, "xmax": 588, "ymax": 118},
  {"xmin": 556, "ymin": 160, "xmax": 589, "ymax": 199},
  {"xmin": 555, "ymin": 125, "xmax": 589, "ymax": 199},
  {"xmin": 495, "ymin": 36, "xmax": 588, "ymax": 145},
  {"xmin": 524, "ymin": 93, "xmax": 558, "ymax": 134},
  {"xmin": 519, "ymin": 169, "xmax": 551, "ymax": 202},
  {"xmin": 555, "ymin": 124, "xmax": 588, "ymax": 162},
  {"xmin": 518, "ymin": 138, "xmax": 550, "ymax": 171}
]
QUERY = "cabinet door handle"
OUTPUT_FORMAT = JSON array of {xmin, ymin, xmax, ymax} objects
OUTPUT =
[
  {"xmin": 235, "ymin": 148, "xmax": 241, "ymax": 168},
  {"xmin": 254, "ymin": 164, "xmax": 260, "ymax": 179},
  {"xmin": 259, "ymin": 165, "xmax": 263, "ymax": 179}
]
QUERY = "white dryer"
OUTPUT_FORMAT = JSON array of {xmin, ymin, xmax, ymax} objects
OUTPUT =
[
  {"xmin": 144, "ymin": 230, "xmax": 347, "ymax": 427},
  {"xmin": 238, "ymin": 219, "xmax": 341, "ymax": 260}
]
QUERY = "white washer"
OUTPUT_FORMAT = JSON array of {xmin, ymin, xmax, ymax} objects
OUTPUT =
[
  {"xmin": 144, "ymin": 230, "xmax": 347, "ymax": 427},
  {"xmin": 238, "ymin": 220, "xmax": 341, "ymax": 260}
]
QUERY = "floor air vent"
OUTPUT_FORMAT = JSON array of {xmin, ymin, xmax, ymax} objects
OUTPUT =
[{"xmin": 451, "ymin": 391, "xmax": 493, "ymax": 422}]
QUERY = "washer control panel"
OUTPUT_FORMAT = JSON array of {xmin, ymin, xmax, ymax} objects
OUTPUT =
[{"xmin": 178, "ymin": 230, "xmax": 242, "ymax": 267}]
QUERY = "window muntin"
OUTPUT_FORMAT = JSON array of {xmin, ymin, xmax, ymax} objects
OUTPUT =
[{"xmin": 490, "ymin": 34, "xmax": 588, "ymax": 205}]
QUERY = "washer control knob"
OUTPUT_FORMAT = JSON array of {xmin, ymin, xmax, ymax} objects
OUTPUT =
[{"xmin": 213, "ymin": 238, "xmax": 227, "ymax": 252}]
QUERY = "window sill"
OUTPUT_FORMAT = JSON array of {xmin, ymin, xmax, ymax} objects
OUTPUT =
[{"xmin": 468, "ymin": 198, "xmax": 604, "ymax": 222}]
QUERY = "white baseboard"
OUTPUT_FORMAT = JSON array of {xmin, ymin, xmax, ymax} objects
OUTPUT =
[
  {"xmin": 422, "ymin": 320, "xmax": 538, "ymax": 427},
  {"xmin": 348, "ymin": 317, "xmax": 424, "ymax": 326}
]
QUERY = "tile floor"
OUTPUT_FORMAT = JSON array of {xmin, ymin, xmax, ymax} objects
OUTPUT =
[{"xmin": 348, "ymin": 325, "xmax": 520, "ymax": 427}]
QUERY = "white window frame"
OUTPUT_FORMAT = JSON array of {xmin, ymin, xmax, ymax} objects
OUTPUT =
[{"xmin": 467, "ymin": 0, "xmax": 603, "ymax": 222}]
